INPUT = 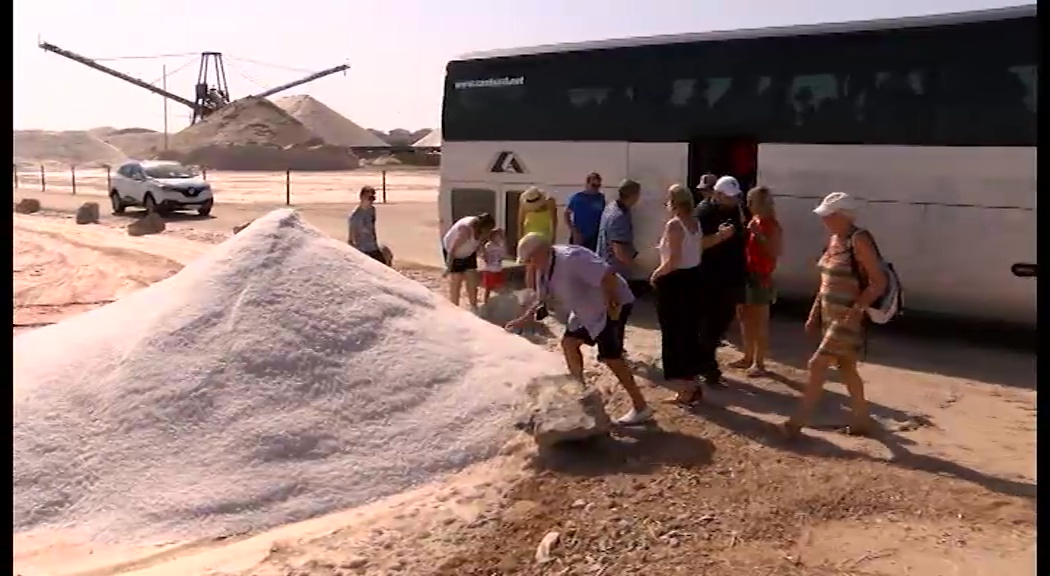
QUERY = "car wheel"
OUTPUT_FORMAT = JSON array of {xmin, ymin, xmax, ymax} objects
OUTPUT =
[
  {"xmin": 110, "ymin": 191, "xmax": 125, "ymax": 214},
  {"xmin": 198, "ymin": 200, "xmax": 213, "ymax": 217},
  {"xmin": 143, "ymin": 193, "xmax": 158, "ymax": 214}
]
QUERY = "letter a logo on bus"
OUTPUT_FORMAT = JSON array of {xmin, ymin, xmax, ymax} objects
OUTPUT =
[{"xmin": 490, "ymin": 151, "xmax": 526, "ymax": 174}]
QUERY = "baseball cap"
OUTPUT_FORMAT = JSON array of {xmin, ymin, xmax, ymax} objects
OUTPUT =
[
  {"xmin": 521, "ymin": 187, "xmax": 545, "ymax": 204},
  {"xmin": 516, "ymin": 232, "xmax": 550, "ymax": 263},
  {"xmin": 696, "ymin": 173, "xmax": 718, "ymax": 190},
  {"xmin": 813, "ymin": 192, "xmax": 857, "ymax": 216},
  {"xmin": 713, "ymin": 176, "xmax": 742, "ymax": 198}
]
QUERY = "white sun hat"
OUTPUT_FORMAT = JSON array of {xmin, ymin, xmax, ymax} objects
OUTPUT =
[
  {"xmin": 713, "ymin": 176, "xmax": 742, "ymax": 197},
  {"xmin": 813, "ymin": 192, "xmax": 857, "ymax": 216}
]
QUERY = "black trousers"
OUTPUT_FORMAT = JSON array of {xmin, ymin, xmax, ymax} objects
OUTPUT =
[
  {"xmin": 697, "ymin": 279, "xmax": 743, "ymax": 381},
  {"xmin": 655, "ymin": 266, "xmax": 703, "ymax": 380}
]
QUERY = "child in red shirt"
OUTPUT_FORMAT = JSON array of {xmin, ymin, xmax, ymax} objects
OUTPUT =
[
  {"xmin": 478, "ymin": 229, "xmax": 507, "ymax": 304},
  {"xmin": 731, "ymin": 186, "xmax": 782, "ymax": 376}
]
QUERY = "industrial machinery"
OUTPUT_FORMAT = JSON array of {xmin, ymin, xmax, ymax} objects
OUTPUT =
[{"xmin": 39, "ymin": 41, "xmax": 349, "ymax": 124}]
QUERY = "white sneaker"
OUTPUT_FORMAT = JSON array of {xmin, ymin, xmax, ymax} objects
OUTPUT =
[{"xmin": 615, "ymin": 406, "xmax": 654, "ymax": 426}]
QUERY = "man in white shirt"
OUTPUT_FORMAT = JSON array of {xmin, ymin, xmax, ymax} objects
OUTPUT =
[{"xmin": 506, "ymin": 233, "xmax": 653, "ymax": 426}]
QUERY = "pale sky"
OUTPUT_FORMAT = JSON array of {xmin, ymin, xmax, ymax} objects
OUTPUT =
[{"xmin": 13, "ymin": 0, "xmax": 1024, "ymax": 133}]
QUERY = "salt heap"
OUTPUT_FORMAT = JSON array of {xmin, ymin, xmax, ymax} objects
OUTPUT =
[{"xmin": 13, "ymin": 209, "xmax": 566, "ymax": 542}]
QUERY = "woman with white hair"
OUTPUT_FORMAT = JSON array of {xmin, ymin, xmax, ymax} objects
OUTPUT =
[{"xmin": 780, "ymin": 192, "xmax": 887, "ymax": 439}]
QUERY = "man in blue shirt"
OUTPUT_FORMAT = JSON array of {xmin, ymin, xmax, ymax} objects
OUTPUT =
[
  {"xmin": 597, "ymin": 179, "xmax": 641, "ymax": 282},
  {"xmin": 564, "ymin": 172, "xmax": 607, "ymax": 252}
]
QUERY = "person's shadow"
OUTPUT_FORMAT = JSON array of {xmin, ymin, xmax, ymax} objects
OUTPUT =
[
  {"xmin": 691, "ymin": 390, "xmax": 1035, "ymax": 500},
  {"xmin": 532, "ymin": 424, "xmax": 715, "ymax": 477}
]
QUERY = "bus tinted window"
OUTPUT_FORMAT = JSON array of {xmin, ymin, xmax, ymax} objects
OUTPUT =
[{"xmin": 443, "ymin": 15, "xmax": 1036, "ymax": 147}]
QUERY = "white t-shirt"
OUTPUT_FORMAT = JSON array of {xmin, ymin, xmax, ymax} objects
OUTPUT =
[
  {"xmin": 479, "ymin": 240, "xmax": 505, "ymax": 272},
  {"xmin": 657, "ymin": 217, "xmax": 703, "ymax": 270},
  {"xmin": 442, "ymin": 216, "xmax": 481, "ymax": 259}
]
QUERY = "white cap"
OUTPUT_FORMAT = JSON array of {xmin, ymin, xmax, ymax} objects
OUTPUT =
[
  {"xmin": 713, "ymin": 176, "xmax": 741, "ymax": 198},
  {"xmin": 813, "ymin": 192, "xmax": 857, "ymax": 216},
  {"xmin": 516, "ymin": 232, "xmax": 550, "ymax": 263}
]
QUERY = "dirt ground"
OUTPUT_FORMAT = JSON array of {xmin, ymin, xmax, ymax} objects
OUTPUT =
[{"xmin": 11, "ymin": 207, "xmax": 1035, "ymax": 576}]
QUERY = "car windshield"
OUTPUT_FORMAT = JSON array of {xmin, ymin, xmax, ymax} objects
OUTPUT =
[{"xmin": 144, "ymin": 164, "xmax": 196, "ymax": 179}]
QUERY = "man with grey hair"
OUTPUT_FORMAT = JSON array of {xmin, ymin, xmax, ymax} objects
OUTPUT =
[{"xmin": 506, "ymin": 232, "xmax": 653, "ymax": 426}]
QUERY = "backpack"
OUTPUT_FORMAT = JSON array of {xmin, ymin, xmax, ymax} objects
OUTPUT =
[{"xmin": 844, "ymin": 229, "xmax": 904, "ymax": 325}]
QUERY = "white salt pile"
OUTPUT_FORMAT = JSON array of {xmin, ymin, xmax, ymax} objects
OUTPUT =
[{"xmin": 13, "ymin": 209, "xmax": 566, "ymax": 543}]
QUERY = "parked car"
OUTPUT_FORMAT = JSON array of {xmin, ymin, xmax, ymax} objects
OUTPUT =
[{"xmin": 110, "ymin": 160, "xmax": 214, "ymax": 216}]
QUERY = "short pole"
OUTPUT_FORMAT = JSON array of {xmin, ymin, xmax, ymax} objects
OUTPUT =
[
  {"xmin": 71, "ymin": 165, "xmax": 76, "ymax": 195},
  {"xmin": 202, "ymin": 168, "xmax": 208, "ymax": 181},
  {"xmin": 285, "ymin": 169, "xmax": 291, "ymax": 206},
  {"xmin": 13, "ymin": 164, "xmax": 18, "ymax": 190},
  {"xmin": 381, "ymin": 170, "xmax": 387, "ymax": 203},
  {"xmin": 106, "ymin": 165, "xmax": 111, "ymax": 191},
  {"xmin": 40, "ymin": 164, "xmax": 45, "ymax": 192}
]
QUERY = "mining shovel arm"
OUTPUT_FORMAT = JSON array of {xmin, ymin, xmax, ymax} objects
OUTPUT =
[
  {"xmin": 253, "ymin": 64, "xmax": 350, "ymax": 99},
  {"xmin": 39, "ymin": 41, "xmax": 198, "ymax": 110}
]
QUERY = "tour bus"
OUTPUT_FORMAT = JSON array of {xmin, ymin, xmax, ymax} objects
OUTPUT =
[{"xmin": 437, "ymin": 5, "xmax": 1036, "ymax": 327}]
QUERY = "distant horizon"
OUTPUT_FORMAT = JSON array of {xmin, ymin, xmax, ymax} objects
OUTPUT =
[{"xmin": 14, "ymin": 0, "xmax": 1023, "ymax": 133}]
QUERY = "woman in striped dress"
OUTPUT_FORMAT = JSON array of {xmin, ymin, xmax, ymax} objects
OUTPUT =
[{"xmin": 781, "ymin": 192, "xmax": 887, "ymax": 439}]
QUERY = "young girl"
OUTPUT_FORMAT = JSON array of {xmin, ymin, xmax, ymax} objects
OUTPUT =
[
  {"xmin": 517, "ymin": 187, "xmax": 557, "ymax": 291},
  {"xmin": 732, "ymin": 186, "xmax": 783, "ymax": 376},
  {"xmin": 479, "ymin": 228, "xmax": 507, "ymax": 304}
]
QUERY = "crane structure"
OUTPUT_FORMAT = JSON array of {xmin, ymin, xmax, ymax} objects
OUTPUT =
[{"xmin": 39, "ymin": 41, "xmax": 350, "ymax": 125}]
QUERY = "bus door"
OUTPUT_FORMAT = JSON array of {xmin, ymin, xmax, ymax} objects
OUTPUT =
[{"xmin": 687, "ymin": 137, "xmax": 758, "ymax": 192}]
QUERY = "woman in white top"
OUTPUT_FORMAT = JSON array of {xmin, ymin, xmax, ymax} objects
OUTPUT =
[
  {"xmin": 649, "ymin": 184, "xmax": 731, "ymax": 404},
  {"xmin": 441, "ymin": 213, "xmax": 496, "ymax": 310}
]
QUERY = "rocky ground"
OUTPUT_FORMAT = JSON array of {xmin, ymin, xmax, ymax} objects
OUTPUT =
[{"xmin": 13, "ymin": 208, "xmax": 1036, "ymax": 576}]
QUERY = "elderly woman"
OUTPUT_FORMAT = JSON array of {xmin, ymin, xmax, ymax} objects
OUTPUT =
[
  {"xmin": 649, "ymin": 184, "xmax": 706, "ymax": 403},
  {"xmin": 781, "ymin": 192, "xmax": 887, "ymax": 439},
  {"xmin": 441, "ymin": 212, "xmax": 496, "ymax": 311}
]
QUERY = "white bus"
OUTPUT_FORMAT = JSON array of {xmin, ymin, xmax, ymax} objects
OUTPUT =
[{"xmin": 437, "ymin": 5, "xmax": 1036, "ymax": 328}]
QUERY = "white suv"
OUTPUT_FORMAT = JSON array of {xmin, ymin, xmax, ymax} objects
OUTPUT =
[{"xmin": 110, "ymin": 160, "xmax": 214, "ymax": 216}]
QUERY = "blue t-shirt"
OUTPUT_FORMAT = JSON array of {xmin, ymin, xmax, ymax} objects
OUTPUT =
[
  {"xmin": 597, "ymin": 201, "xmax": 636, "ymax": 278},
  {"xmin": 567, "ymin": 190, "xmax": 607, "ymax": 242}
]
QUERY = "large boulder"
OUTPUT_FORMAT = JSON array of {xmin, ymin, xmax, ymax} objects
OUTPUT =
[
  {"xmin": 15, "ymin": 198, "xmax": 41, "ymax": 214},
  {"xmin": 75, "ymin": 202, "xmax": 100, "ymax": 225},
  {"xmin": 516, "ymin": 375, "xmax": 612, "ymax": 447},
  {"xmin": 127, "ymin": 213, "xmax": 166, "ymax": 237}
]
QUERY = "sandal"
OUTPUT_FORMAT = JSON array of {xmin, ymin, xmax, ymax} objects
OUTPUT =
[
  {"xmin": 672, "ymin": 387, "xmax": 704, "ymax": 406},
  {"xmin": 777, "ymin": 420, "xmax": 803, "ymax": 440},
  {"xmin": 843, "ymin": 422, "xmax": 874, "ymax": 437},
  {"xmin": 745, "ymin": 366, "xmax": 770, "ymax": 378},
  {"xmin": 728, "ymin": 358, "xmax": 753, "ymax": 369}
]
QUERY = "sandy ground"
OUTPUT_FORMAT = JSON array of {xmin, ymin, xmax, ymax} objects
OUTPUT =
[
  {"xmin": 12, "ymin": 208, "xmax": 1035, "ymax": 576},
  {"xmin": 14, "ymin": 167, "xmax": 440, "ymax": 205},
  {"xmin": 14, "ymin": 169, "xmax": 444, "ymax": 268}
]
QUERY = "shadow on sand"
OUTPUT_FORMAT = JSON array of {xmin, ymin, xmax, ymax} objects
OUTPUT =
[
  {"xmin": 626, "ymin": 296, "xmax": 1036, "ymax": 391},
  {"xmin": 690, "ymin": 381, "xmax": 1035, "ymax": 500},
  {"xmin": 532, "ymin": 424, "xmax": 715, "ymax": 477}
]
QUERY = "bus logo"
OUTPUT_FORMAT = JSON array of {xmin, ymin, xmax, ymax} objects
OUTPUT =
[{"xmin": 491, "ymin": 151, "xmax": 526, "ymax": 174}]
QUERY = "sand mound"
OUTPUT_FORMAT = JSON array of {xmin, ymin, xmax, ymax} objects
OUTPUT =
[
  {"xmin": 103, "ymin": 131, "xmax": 167, "ymax": 160},
  {"xmin": 157, "ymin": 97, "xmax": 359, "ymax": 170},
  {"xmin": 274, "ymin": 95, "xmax": 389, "ymax": 149},
  {"xmin": 413, "ymin": 128, "xmax": 441, "ymax": 148},
  {"xmin": 14, "ymin": 130, "xmax": 128, "ymax": 167},
  {"xmin": 13, "ymin": 209, "xmax": 565, "ymax": 543}
]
